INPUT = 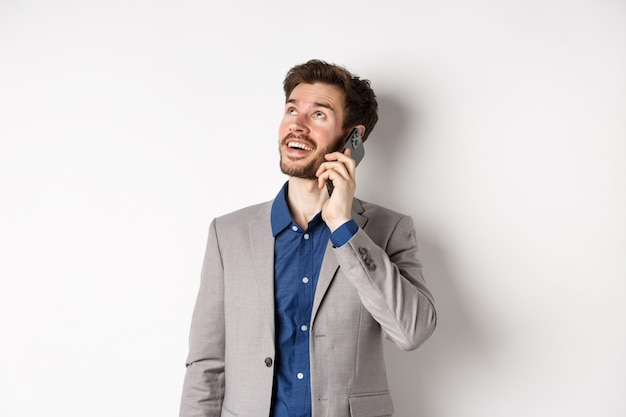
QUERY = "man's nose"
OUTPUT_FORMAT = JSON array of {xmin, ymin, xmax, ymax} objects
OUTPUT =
[{"xmin": 289, "ymin": 114, "xmax": 309, "ymax": 133}]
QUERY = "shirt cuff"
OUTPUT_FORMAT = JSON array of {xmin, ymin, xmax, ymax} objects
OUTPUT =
[{"xmin": 330, "ymin": 220, "xmax": 359, "ymax": 247}]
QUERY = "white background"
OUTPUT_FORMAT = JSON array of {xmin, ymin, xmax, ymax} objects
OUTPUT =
[{"xmin": 1, "ymin": 1, "xmax": 625, "ymax": 416}]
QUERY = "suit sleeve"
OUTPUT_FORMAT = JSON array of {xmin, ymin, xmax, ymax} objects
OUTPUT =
[
  {"xmin": 180, "ymin": 219, "xmax": 225, "ymax": 417},
  {"xmin": 332, "ymin": 215, "xmax": 437, "ymax": 351}
]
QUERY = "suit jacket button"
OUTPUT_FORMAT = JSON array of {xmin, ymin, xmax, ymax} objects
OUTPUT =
[{"xmin": 264, "ymin": 357, "xmax": 273, "ymax": 367}]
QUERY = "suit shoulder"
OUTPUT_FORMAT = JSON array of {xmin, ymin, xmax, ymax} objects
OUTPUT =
[
  {"xmin": 214, "ymin": 200, "xmax": 272, "ymax": 227},
  {"xmin": 355, "ymin": 198, "xmax": 410, "ymax": 222}
]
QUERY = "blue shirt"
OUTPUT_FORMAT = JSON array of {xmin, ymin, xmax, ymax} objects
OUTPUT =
[{"xmin": 270, "ymin": 182, "xmax": 358, "ymax": 417}]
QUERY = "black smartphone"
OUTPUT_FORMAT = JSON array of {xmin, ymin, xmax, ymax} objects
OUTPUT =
[{"xmin": 326, "ymin": 128, "xmax": 365, "ymax": 196}]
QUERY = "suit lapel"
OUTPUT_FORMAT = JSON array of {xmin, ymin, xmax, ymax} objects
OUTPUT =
[
  {"xmin": 249, "ymin": 203, "xmax": 276, "ymax": 334},
  {"xmin": 311, "ymin": 242, "xmax": 339, "ymax": 325},
  {"xmin": 311, "ymin": 199, "xmax": 368, "ymax": 325}
]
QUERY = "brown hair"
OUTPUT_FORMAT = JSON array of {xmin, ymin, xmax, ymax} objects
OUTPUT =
[{"xmin": 283, "ymin": 59, "xmax": 378, "ymax": 141}]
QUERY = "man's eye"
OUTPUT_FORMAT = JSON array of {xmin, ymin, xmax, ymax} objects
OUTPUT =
[
  {"xmin": 313, "ymin": 112, "xmax": 325, "ymax": 119},
  {"xmin": 287, "ymin": 108, "xmax": 297, "ymax": 115}
]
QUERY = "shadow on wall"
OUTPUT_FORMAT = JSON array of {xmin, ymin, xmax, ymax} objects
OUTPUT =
[
  {"xmin": 359, "ymin": 93, "xmax": 412, "ymax": 209},
  {"xmin": 367, "ymin": 94, "xmax": 491, "ymax": 415}
]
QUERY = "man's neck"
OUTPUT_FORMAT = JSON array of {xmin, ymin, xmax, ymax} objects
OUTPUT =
[{"xmin": 286, "ymin": 177, "xmax": 328, "ymax": 230}]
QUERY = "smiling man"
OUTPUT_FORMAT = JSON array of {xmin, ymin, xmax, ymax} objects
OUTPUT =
[{"xmin": 179, "ymin": 59, "xmax": 437, "ymax": 417}]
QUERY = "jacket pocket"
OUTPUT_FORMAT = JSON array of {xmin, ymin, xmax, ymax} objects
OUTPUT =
[{"xmin": 348, "ymin": 391, "xmax": 394, "ymax": 417}]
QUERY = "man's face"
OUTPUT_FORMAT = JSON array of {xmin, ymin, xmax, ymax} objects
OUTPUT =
[{"xmin": 278, "ymin": 82, "xmax": 347, "ymax": 179}]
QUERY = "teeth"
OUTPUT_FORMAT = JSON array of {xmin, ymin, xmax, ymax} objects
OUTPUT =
[{"xmin": 288, "ymin": 142, "xmax": 313, "ymax": 151}]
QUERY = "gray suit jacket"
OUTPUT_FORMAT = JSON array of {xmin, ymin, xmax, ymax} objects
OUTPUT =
[{"xmin": 180, "ymin": 197, "xmax": 436, "ymax": 417}]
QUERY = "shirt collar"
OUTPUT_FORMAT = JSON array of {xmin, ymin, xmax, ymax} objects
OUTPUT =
[{"xmin": 271, "ymin": 181, "xmax": 294, "ymax": 237}]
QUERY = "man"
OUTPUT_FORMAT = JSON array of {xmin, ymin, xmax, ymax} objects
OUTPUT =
[{"xmin": 180, "ymin": 59, "xmax": 437, "ymax": 417}]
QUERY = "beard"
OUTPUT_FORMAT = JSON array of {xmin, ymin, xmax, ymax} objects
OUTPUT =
[
  {"xmin": 279, "ymin": 133, "xmax": 341, "ymax": 180},
  {"xmin": 279, "ymin": 157, "xmax": 322, "ymax": 180}
]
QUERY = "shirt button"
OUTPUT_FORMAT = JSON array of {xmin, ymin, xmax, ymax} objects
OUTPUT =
[
  {"xmin": 291, "ymin": 225, "xmax": 299, "ymax": 232},
  {"xmin": 301, "ymin": 325, "xmax": 308, "ymax": 332},
  {"xmin": 303, "ymin": 233, "xmax": 310, "ymax": 240},
  {"xmin": 297, "ymin": 372, "xmax": 304, "ymax": 380},
  {"xmin": 264, "ymin": 357, "xmax": 273, "ymax": 367},
  {"xmin": 302, "ymin": 277, "xmax": 309, "ymax": 284}
]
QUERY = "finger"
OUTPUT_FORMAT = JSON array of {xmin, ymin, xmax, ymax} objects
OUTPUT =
[
  {"xmin": 336, "ymin": 149, "xmax": 356, "ymax": 174},
  {"xmin": 317, "ymin": 162, "xmax": 355, "ymax": 194},
  {"xmin": 324, "ymin": 148, "xmax": 354, "ymax": 164},
  {"xmin": 317, "ymin": 163, "xmax": 343, "ymax": 190},
  {"xmin": 319, "ymin": 151, "xmax": 356, "ymax": 177},
  {"xmin": 316, "ymin": 160, "xmax": 351, "ymax": 182}
]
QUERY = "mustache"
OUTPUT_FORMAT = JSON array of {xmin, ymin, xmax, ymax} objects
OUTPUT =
[{"xmin": 282, "ymin": 133, "xmax": 316, "ymax": 149}]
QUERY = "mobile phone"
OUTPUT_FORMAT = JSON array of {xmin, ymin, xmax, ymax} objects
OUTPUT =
[{"xmin": 326, "ymin": 128, "xmax": 365, "ymax": 196}]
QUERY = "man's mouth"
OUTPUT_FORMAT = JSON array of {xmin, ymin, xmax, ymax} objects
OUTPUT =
[
  {"xmin": 283, "ymin": 133, "xmax": 316, "ymax": 153},
  {"xmin": 287, "ymin": 141, "xmax": 314, "ymax": 151}
]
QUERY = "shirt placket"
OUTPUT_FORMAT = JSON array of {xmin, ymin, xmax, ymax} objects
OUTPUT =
[{"xmin": 293, "ymin": 228, "xmax": 313, "ymax": 415}]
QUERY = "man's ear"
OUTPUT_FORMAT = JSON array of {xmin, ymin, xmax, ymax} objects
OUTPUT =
[{"xmin": 356, "ymin": 125, "xmax": 366, "ymax": 140}]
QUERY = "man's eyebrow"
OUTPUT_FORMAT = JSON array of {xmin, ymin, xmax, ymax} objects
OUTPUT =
[{"xmin": 286, "ymin": 98, "xmax": 336, "ymax": 112}]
